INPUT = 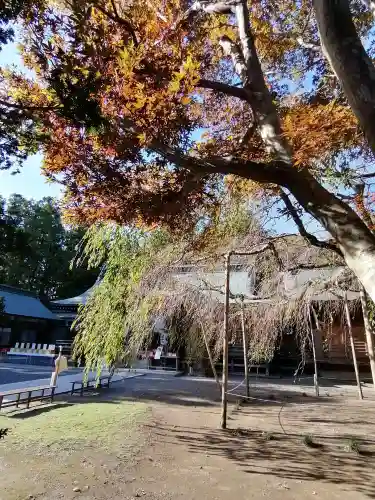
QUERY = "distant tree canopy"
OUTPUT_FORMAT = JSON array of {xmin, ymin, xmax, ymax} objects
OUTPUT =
[{"xmin": 0, "ymin": 194, "xmax": 98, "ymax": 299}]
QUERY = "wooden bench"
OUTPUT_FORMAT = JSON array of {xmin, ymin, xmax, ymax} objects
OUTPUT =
[
  {"xmin": 70, "ymin": 375, "xmax": 112, "ymax": 396},
  {"xmin": 0, "ymin": 385, "xmax": 56, "ymax": 410}
]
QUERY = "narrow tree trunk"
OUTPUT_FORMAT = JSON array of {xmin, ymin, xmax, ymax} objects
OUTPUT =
[
  {"xmin": 221, "ymin": 252, "xmax": 231, "ymax": 429},
  {"xmin": 359, "ymin": 286, "xmax": 375, "ymax": 391},
  {"xmin": 310, "ymin": 307, "xmax": 320, "ymax": 397},
  {"xmin": 344, "ymin": 293, "xmax": 364, "ymax": 400},
  {"xmin": 313, "ymin": 0, "xmax": 375, "ymax": 155},
  {"xmin": 240, "ymin": 298, "xmax": 249, "ymax": 399},
  {"xmin": 200, "ymin": 322, "xmax": 220, "ymax": 389}
]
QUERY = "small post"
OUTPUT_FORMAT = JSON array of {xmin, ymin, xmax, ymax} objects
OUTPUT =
[
  {"xmin": 27, "ymin": 391, "xmax": 32, "ymax": 409},
  {"xmin": 221, "ymin": 251, "xmax": 231, "ymax": 430},
  {"xmin": 310, "ymin": 306, "xmax": 320, "ymax": 397},
  {"xmin": 344, "ymin": 292, "xmax": 363, "ymax": 400},
  {"xmin": 359, "ymin": 285, "xmax": 375, "ymax": 392},
  {"xmin": 200, "ymin": 321, "xmax": 220, "ymax": 388},
  {"xmin": 240, "ymin": 297, "xmax": 250, "ymax": 399},
  {"xmin": 50, "ymin": 346, "xmax": 63, "ymax": 387}
]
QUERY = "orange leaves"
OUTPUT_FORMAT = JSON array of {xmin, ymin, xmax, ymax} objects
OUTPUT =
[
  {"xmin": 283, "ymin": 103, "xmax": 362, "ymax": 166},
  {"xmin": 6, "ymin": 0, "xmax": 374, "ymax": 233}
]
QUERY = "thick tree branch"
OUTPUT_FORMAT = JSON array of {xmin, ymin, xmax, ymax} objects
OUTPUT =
[
  {"xmin": 96, "ymin": 3, "xmax": 138, "ymax": 46},
  {"xmin": 279, "ymin": 189, "xmax": 341, "ymax": 255},
  {"xmin": 356, "ymin": 171, "xmax": 375, "ymax": 179},
  {"xmin": 0, "ymin": 98, "xmax": 57, "ymax": 112},
  {"xmin": 239, "ymin": 124, "xmax": 256, "ymax": 147},
  {"xmin": 360, "ymin": 0, "xmax": 375, "ymax": 18},
  {"xmin": 150, "ymin": 139, "xmax": 291, "ymax": 185},
  {"xmin": 296, "ymin": 37, "xmax": 321, "ymax": 51},
  {"xmin": 232, "ymin": 1, "xmax": 293, "ymax": 163},
  {"xmin": 219, "ymin": 36, "xmax": 249, "ymax": 86},
  {"xmin": 197, "ymin": 78, "xmax": 248, "ymax": 99},
  {"xmin": 287, "ymin": 263, "xmax": 341, "ymax": 272},
  {"xmin": 187, "ymin": 1, "xmax": 238, "ymax": 16},
  {"xmin": 119, "ymin": 115, "xmax": 289, "ymax": 183}
]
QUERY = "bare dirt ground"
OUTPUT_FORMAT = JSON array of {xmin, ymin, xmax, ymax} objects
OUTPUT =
[{"xmin": 1, "ymin": 374, "xmax": 375, "ymax": 500}]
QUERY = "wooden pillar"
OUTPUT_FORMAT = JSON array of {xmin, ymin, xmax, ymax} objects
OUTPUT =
[
  {"xmin": 359, "ymin": 285, "xmax": 375, "ymax": 391},
  {"xmin": 201, "ymin": 322, "xmax": 220, "ymax": 388},
  {"xmin": 344, "ymin": 293, "xmax": 363, "ymax": 400},
  {"xmin": 240, "ymin": 297, "xmax": 249, "ymax": 399},
  {"xmin": 221, "ymin": 252, "xmax": 231, "ymax": 430},
  {"xmin": 310, "ymin": 307, "xmax": 320, "ymax": 397}
]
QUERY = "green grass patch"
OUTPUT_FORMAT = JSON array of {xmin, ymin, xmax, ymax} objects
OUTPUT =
[
  {"xmin": 346, "ymin": 437, "xmax": 361, "ymax": 454},
  {"xmin": 0, "ymin": 401, "xmax": 149, "ymax": 454}
]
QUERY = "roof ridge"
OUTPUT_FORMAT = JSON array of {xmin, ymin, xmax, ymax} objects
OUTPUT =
[{"xmin": 0, "ymin": 284, "xmax": 38, "ymax": 297}]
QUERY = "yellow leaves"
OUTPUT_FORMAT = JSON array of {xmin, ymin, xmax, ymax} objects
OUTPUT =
[
  {"xmin": 167, "ymin": 55, "xmax": 200, "ymax": 102},
  {"xmin": 182, "ymin": 55, "xmax": 200, "ymax": 73},
  {"xmin": 205, "ymin": 14, "xmax": 236, "ymax": 45},
  {"xmin": 225, "ymin": 175, "xmax": 263, "ymax": 200},
  {"xmin": 137, "ymin": 132, "xmax": 147, "ymax": 145},
  {"xmin": 168, "ymin": 79, "xmax": 181, "ymax": 93},
  {"xmin": 133, "ymin": 97, "xmax": 146, "ymax": 109}
]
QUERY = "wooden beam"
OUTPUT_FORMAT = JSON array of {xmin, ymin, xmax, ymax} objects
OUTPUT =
[
  {"xmin": 344, "ymin": 292, "xmax": 364, "ymax": 400},
  {"xmin": 221, "ymin": 251, "xmax": 231, "ymax": 429}
]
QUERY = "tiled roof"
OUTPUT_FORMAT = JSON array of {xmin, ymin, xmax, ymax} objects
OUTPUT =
[
  {"xmin": 0, "ymin": 285, "xmax": 56, "ymax": 320},
  {"xmin": 52, "ymin": 284, "xmax": 96, "ymax": 306}
]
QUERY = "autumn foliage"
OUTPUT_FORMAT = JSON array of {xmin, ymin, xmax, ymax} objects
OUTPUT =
[{"xmin": 1, "ymin": 0, "xmax": 374, "ymax": 229}]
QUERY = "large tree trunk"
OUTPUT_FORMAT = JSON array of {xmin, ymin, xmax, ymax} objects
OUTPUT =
[
  {"xmin": 359, "ymin": 286, "xmax": 375, "ymax": 390},
  {"xmin": 205, "ymin": 0, "xmax": 375, "ymax": 305},
  {"xmin": 313, "ymin": 0, "xmax": 375, "ymax": 155},
  {"xmin": 283, "ymin": 168, "xmax": 375, "ymax": 303}
]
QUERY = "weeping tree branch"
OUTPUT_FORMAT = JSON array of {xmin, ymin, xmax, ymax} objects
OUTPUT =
[{"xmin": 280, "ymin": 190, "xmax": 341, "ymax": 255}]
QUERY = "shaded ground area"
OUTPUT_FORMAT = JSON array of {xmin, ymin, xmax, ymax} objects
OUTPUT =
[{"xmin": 1, "ymin": 373, "xmax": 375, "ymax": 499}]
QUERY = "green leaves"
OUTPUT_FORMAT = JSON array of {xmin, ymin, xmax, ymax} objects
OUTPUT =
[{"xmin": 0, "ymin": 194, "xmax": 98, "ymax": 299}]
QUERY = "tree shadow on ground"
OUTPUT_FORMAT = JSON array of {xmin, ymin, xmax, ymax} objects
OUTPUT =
[
  {"xmin": 1, "ymin": 377, "xmax": 342, "ymax": 419},
  {"xmin": 154, "ymin": 421, "xmax": 375, "ymax": 498},
  {"xmin": 5, "ymin": 402, "xmax": 75, "ymax": 419},
  {"xmin": 2, "ymin": 377, "xmax": 375, "ymax": 497}
]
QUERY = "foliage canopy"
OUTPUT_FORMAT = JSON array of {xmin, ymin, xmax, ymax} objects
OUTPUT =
[
  {"xmin": 0, "ymin": 0, "xmax": 374, "ymax": 230},
  {"xmin": 0, "ymin": 194, "xmax": 98, "ymax": 298}
]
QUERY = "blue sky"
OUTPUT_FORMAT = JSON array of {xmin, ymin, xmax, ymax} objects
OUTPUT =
[
  {"xmin": 0, "ymin": 154, "xmax": 62, "ymax": 199},
  {"xmin": 0, "ymin": 41, "xmax": 62, "ymax": 200}
]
